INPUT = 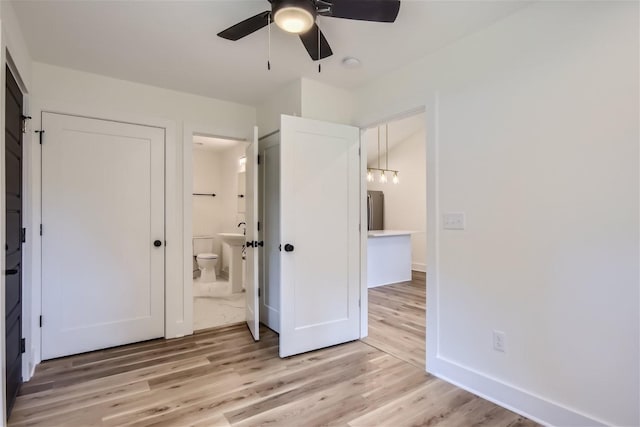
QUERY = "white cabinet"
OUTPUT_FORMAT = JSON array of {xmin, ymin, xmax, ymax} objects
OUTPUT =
[{"xmin": 367, "ymin": 231, "xmax": 414, "ymax": 288}]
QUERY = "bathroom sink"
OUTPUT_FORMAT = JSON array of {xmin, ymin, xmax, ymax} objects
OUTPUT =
[
  {"xmin": 218, "ymin": 233, "xmax": 246, "ymax": 294},
  {"xmin": 218, "ymin": 232, "xmax": 245, "ymax": 247}
]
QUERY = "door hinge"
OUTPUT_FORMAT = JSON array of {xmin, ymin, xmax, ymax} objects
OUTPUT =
[
  {"xmin": 20, "ymin": 338, "xmax": 26, "ymax": 353},
  {"xmin": 257, "ymin": 154, "xmax": 261, "ymax": 165},
  {"xmin": 35, "ymin": 129, "xmax": 44, "ymax": 144},
  {"xmin": 21, "ymin": 227, "xmax": 26, "ymax": 243},
  {"xmin": 258, "ymin": 288, "xmax": 261, "ymax": 298},
  {"xmin": 358, "ymin": 147, "xmax": 361, "ymax": 156},
  {"xmin": 40, "ymin": 224, "xmax": 43, "ymax": 236},
  {"xmin": 21, "ymin": 115, "xmax": 32, "ymax": 134},
  {"xmin": 39, "ymin": 315, "xmax": 43, "ymax": 327},
  {"xmin": 358, "ymin": 299, "xmax": 361, "ymax": 308},
  {"xmin": 257, "ymin": 221, "xmax": 261, "ymax": 232}
]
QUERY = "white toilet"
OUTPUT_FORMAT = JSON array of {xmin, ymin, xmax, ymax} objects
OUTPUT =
[{"xmin": 193, "ymin": 236, "xmax": 218, "ymax": 283}]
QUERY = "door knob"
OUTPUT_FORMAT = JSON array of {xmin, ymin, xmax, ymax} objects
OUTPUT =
[
  {"xmin": 3, "ymin": 269, "xmax": 18, "ymax": 275},
  {"xmin": 153, "ymin": 240, "xmax": 162, "ymax": 247},
  {"xmin": 284, "ymin": 244, "xmax": 294, "ymax": 252}
]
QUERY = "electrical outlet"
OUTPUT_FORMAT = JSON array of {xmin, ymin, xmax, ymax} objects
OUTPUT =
[
  {"xmin": 443, "ymin": 212, "xmax": 465, "ymax": 230},
  {"xmin": 493, "ymin": 330, "xmax": 506, "ymax": 353}
]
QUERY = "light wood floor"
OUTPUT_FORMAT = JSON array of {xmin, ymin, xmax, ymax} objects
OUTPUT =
[
  {"xmin": 11, "ymin": 276, "xmax": 537, "ymax": 426},
  {"xmin": 362, "ymin": 271, "xmax": 426, "ymax": 369}
]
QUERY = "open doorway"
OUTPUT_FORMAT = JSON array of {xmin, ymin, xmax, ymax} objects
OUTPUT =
[
  {"xmin": 190, "ymin": 134, "xmax": 248, "ymax": 331},
  {"xmin": 361, "ymin": 111, "xmax": 427, "ymax": 369}
]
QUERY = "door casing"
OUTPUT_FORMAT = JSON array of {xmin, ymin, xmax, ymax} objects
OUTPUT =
[
  {"xmin": 24, "ymin": 105, "xmax": 179, "ymax": 373},
  {"xmin": 182, "ymin": 123, "xmax": 252, "ymax": 336}
]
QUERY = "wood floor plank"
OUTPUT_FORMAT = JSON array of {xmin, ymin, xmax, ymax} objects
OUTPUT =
[
  {"xmin": 10, "ymin": 280, "xmax": 537, "ymax": 427},
  {"xmin": 362, "ymin": 273, "xmax": 427, "ymax": 369},
  {"xmin": 14, "ymin": 357, "xmax": 211, "ymax": 410},
  {"xmin": 9, "ymin": 382, "xmax": 151, "ymax": 424}
]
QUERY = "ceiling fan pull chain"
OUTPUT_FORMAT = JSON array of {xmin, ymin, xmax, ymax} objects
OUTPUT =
[
  {"xmin": 267, "ymin": 13, "xmax": 272, "ymax": 71},
  {"xmin": 317, "ymin": 24, "xmax": 321, "ymax": 73}
]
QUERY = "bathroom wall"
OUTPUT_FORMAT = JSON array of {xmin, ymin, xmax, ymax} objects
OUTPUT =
[
  {"xmin": 192, "ymin": 142, "xmax": 247, "ymax": 275},
  {"xmin": 367, "ymin": 126, "xmax": 427, "ymax": 272},
  {"xmin": 219, "ymin": 143, "xmax": 248, "ymax": 274},
  {"xmin": 192, "ymin": 148, "xmax": 223, "ymax": 236}
]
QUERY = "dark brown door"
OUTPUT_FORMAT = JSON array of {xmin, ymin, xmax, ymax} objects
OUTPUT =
[{"xmin": 5, "ymin": 65, "xmax": 23, "ymax": 416}]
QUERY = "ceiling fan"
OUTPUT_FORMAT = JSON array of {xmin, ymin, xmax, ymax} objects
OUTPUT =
[{"xmin": 217, "ymin": 0, "xmax": 401, "ymax": 61}]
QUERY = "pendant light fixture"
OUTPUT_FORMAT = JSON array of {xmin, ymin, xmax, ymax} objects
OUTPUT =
[
  {"xmin": 387, "ymin": 124, "xmax": 399, "ymax": 185},
  {"xmin": 366, "ymin": 123, "xmax": 400, "ymax": 185},
  {"xmin": 378, "ymin": 127, "xmax": 385, "ymax": 183}
]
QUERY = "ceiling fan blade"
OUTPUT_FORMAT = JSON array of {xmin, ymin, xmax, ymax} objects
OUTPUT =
[
  {"xmin": 325, "ymin": 0, "xmax": 400, "ymax": 22},
  {"xmin": 217, "ymin": 11, "xmax": 271, "ymax": 41},
  {"xmin": 299, "ymin": 24, "xmax": 333, "ymax": 61}
]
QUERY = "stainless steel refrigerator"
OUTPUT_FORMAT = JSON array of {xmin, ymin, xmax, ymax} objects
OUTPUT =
[{"xmin": 367, "ymin": 190, "xmax": 384, "ymax": 230}]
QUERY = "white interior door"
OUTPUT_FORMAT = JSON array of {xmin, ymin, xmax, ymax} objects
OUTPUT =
[
  {"xmin": 279, "ymin": 115, "xmax": 361, "ymax": 358},
  {"xmin": 245, "ymin": 126, "xmax": 260, "ymax": 340},
  {"xmin": 259, "ymin": 132, "xmax": 281, "ymax": 333},
  {"xmin": 41, "ymin": 112, "xmax": 165, "ymax": 359}
]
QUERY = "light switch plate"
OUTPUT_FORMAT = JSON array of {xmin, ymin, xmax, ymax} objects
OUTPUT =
[{"xmin": 443, "ymin": 212, "xmax": 465, "ymax": 230}]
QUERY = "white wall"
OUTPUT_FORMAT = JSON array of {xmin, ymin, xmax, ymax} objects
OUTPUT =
[
  {"xmin": 257, "ymin": 79, "xmax": 301, "ymax": 137},
  {"xmin": 367, "ymin": 127, "xmax": 427, "ymax": 271},
  {"xmin": 300, "ymin": 78, "xmax": 353, "ymax": 125},
  {"xmin": 28, "ymin": 62, "xmax": 255, "ymax": 375},
  {"xmin": 256, "ymin": 77, "xmax": 354, "ymax": 137},
  {"xmin": 353, "ymin": 2, "xmax": 639, "ymax": 426},
  {"xmin": 1, "ymin": 1, "xmax": 31, "ymax": 90},
  {"xmin": 219, "ymin": 143, "xmax": 247, "ymax": 234}
]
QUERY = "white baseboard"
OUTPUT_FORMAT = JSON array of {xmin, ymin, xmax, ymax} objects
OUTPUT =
[
  {"xmin": 412, "ymin": 262, "xmax": 426, "ymax": 272},
  {"xmin": 429, "ymin": 356, "xmax": 607, "ymax": 427}
]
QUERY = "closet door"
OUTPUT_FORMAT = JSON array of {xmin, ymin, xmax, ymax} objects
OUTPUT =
[
  {"xmin": 279, "ymin": 115, "xmax": 361, "ymax": 358},
  {"xmin": 5, "ymin": 65, "xmax": 24, "ymax": 416},
  {"xmin": 41, "ymin": 112, "xmax": 165, "ymax": 359}
]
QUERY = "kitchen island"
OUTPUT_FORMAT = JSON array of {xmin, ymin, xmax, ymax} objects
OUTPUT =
[{"xmin": 367, "ymin": 230, "xmax": 414, "ymax": 288}]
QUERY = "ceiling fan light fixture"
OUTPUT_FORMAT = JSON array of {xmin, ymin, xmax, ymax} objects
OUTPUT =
[{"xmin": 273, "ymin": 0, "xmax": 316, "ymax": 34}]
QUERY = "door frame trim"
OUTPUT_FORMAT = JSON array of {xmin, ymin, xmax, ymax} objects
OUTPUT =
[
  {"xmin": 182, "ymin": 122, "xmax": 251, "ymax": 335},
  {"xmin": 356, "ymin": 103, "xmax": 434, "ymax": 371},
  {"xmin": 28, "ymin": 103, "xmax": 180, "ymax": 370}
]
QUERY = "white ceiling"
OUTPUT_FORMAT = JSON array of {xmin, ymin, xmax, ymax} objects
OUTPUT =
[
  {"xmin": 11, "ymin": 0, "xmax": 532, "ymax": 106},
  {"xmin": 364, "ymin": 111, "xmax": 425, "ymax": 164}
]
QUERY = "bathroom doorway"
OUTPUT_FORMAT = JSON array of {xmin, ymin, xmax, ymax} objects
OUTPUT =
[
  {"xmin": 190, "ymin": 133, "xmax": 249, "ymax": 331},
  {"xmin": 361, "ymin": 110, "xmax": 427, "ymax": 369}
]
